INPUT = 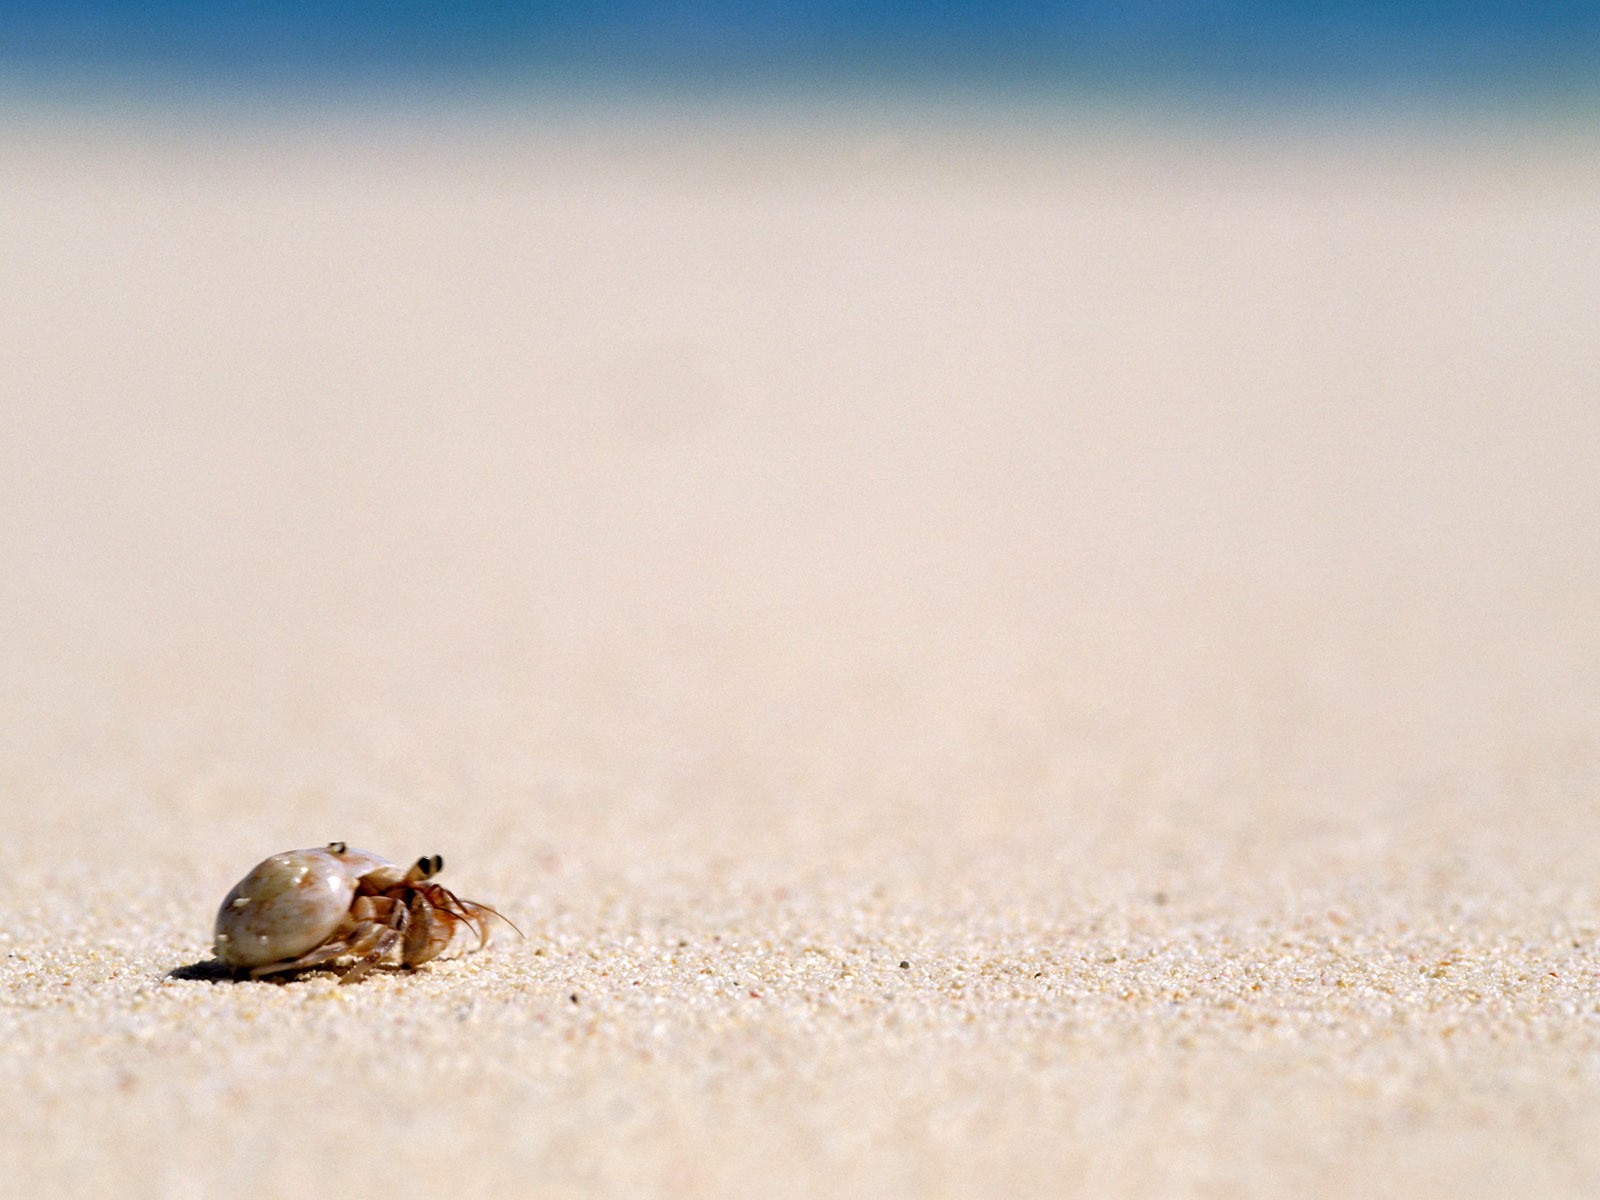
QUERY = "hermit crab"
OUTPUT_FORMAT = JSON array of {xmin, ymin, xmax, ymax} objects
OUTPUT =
[{"xmin": 212, "ymin": 843, "xmax": 518, "ymax": 983}]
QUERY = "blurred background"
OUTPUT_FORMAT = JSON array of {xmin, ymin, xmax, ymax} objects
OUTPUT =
[{"xmin": 3, "ymin": 2, "xmax": 1599, "ymax": 893}]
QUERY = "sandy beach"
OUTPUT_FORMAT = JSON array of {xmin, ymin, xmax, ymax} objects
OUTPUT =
[{"xmin": 3, "ymin": 107, "xmax": 1599, "ymax": 1197}]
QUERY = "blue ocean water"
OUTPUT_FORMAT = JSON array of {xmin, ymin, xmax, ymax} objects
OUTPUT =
[{"xmin": 2, "ymin": 2, "xmax": 1598, "ymax": 104}]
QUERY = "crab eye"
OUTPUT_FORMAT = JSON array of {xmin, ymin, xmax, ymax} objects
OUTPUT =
[
  {"xmin": 432, "ymin": 854, "xmax": 444, "ymax": 874},
  {"xmin": 327, "ymin": 841, "xmax": 348, "ymax": 855}
]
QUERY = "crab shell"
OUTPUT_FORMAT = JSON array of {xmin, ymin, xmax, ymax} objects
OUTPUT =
[{"xmin": 213, "ymin": 844, "xmax": 404, "ymax": 968}]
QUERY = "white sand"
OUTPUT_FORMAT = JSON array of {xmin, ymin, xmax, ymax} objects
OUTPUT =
[{"xmin": 2, "ymin": 108, "xmax": 1599, "ymax": 1198}]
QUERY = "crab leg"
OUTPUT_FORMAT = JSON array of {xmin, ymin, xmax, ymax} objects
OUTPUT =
[{"xmin": 338, "ymin": 900, "xmax": 411, "ymax": 985}]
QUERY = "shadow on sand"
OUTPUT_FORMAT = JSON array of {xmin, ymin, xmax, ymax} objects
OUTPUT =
[{"xmin": 166, "ymin": 959, "xmax": 393, "ymax": 984}]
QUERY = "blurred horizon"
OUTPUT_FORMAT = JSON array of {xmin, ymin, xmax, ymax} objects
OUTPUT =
[{"xmin": 5, "ymin": 1, "xmax": 1600, "ymax": 117}]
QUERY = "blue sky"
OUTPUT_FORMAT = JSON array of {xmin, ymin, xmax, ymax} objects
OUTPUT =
[{"xmin": 3, "ymin": 2, "xmax": 1598, "ymax": 102}]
